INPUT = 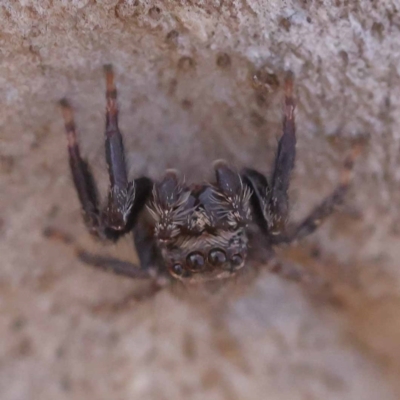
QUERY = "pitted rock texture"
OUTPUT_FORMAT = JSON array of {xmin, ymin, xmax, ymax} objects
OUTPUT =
[{"xmin": 1, "ymin": 1, "xmax": 400, "ymax": 399}]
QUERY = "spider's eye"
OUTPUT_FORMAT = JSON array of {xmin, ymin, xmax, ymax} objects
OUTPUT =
[
  {"xmin": 231, "ymin": 254, "xmax": 243, "ymax": 267},
  {"xmin": 170, "ymin": 263, "xmax": 184, "ymax": 277},
  {"xmin": 208, "ymin": 248, "xmax": 227, "ymax": 266},
  {"xmin": 186, "ymin": 252, "xmax": 205, "ymax": 272}
]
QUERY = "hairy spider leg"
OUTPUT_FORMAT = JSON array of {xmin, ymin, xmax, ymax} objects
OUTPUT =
[
  {"xmin": 268, "ymin": 71, "xmax": 296, "ymax": 235},
  {"xmin": 243, "ymin": 72, "xmax": 361, "ymax": 245},
  {"xmin": 242, "ymin": 72, "xmax": 296, "ymax": 239},
  {"xmin": 104, "ymin": 64, "xmax": 126, "ymax": 189},
  {"xmin": 59, "ymin": 66, "xmax": 152, "ymax": 241},
  {"xmin": 77, "ymin": 252, "xmax": 155, "ymax": 279},
  {"xmin": 42, "ymin": 227, "xmax": 168, "ymax": 307},
  {"xmin": 59, "ymin": 66, "xmax": 161, "ymax": 277},
  {"xmin": 102, "ymin": 64, "xmax": 137, "ymax": 232},
  {"xmin": 42, "ymin": 226, "xmax": 152, "ymax": 278},
  {"xmin": 43, "ymin": 224, "xmax": 169, "ymax": 289},
  {"xmin": 103, "ymin": 66, "xmax": 157, "ymax": 267},
  {"xmin": 59, "ymin": 98, "xmax": 102, "ymax": 237}
]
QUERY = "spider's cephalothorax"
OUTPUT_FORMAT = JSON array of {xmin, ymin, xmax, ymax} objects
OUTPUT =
[
  {"xmin": 57, "ymin": 65, "xmax": 359, "ymax": 286},
  {"xmin": 148, "ymin": 163, "xmax": 252, "ymax": 281}
]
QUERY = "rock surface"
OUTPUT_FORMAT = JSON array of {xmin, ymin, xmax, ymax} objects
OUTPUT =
[{"xmin": 1, "ymin": 1, "xmax": 400, "ymax": 399}]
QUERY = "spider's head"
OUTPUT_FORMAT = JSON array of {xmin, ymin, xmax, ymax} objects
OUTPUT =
[
  {"xmin": 163, "ymin": 228, "xmax": 249, "ymax": 282},
  {"xmin": 149, "ymin": 162, "xmax": 252, "ymax": 282}
]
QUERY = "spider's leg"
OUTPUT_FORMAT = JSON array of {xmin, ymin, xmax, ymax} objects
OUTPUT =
[
  {"xmin": 59, "ymin": 65, "xmax": 152, "ymax": 240},
  {"xmin": 43, "ymin": 226, "xmax": 165, "ymax": 283},
  {"xmin": 242, "ymin": 72, "xmax": 295, "ymax": 238},
  {"xmin": 80, "ymin": 236, "xmax": 168, "ymax": 286},
  {"xmin": 77, "ymin": 251, "xmax": 155, "ymax": 279},
  {"xmin": 267, "ymin": 72, "xmax": 296, "ymax": 235},
  {"xmin": 102, "ymin": 64, "xmax": 145, "ymax": 232},
  {"xmin": 59, "ymin": 98, "xmax": 103, "ymax": 237},
  {"xmin": 274, "ymin": 143, "xmax": 361, "ymax": 244}
]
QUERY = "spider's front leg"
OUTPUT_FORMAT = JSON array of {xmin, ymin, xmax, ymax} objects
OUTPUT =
[
  {"xmin": 243, "ymin": 72, "xmax": 296, "ymax": 239},
  {"xmin": 59, "ymin": 65, "xmax": 152, "ymax": 241},
  {"xmin": 243, "ymin": 72, "xmax": 361, "ymax": 245},
  {"xmin": 57, "ymin": 66, "xmax": 163, "ymax": 283}
]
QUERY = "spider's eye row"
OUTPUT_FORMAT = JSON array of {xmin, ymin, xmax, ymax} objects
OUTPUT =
[
  {"xmin": 186, "ymin": 252, "xmax": 205, "ymax": 272},
  {"xmin": 208, "ymin": 248, "xmax": 227, "ymax": 266},
  {"xmin": 171, "ymin": 263, "xmax": 184, "ymax": 276}
]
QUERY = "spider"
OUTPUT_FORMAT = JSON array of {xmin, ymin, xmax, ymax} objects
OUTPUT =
[{"xmin": 54, "ymin": 65, "xmax": 360, "ymax": 287}]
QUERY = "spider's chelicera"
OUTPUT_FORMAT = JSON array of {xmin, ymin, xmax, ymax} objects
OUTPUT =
[{"xmin": 57, "ymin": 65, "xmax": 359, "ymax": 286}]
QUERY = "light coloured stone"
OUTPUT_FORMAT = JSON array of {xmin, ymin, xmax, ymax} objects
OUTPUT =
[{"xmin": 1, "ymin": 1, "xmax": 400, "ymax": 399}]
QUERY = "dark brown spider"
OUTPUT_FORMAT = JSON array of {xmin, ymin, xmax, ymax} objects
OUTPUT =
[{"xmin": 54, "ymin": 65, "xmax": 360, "ymax": 287}]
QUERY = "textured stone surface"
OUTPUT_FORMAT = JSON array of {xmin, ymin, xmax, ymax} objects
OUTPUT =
[{"xmin": 1, "ymin": 1, "xmax": 400, "ymax": 399}]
